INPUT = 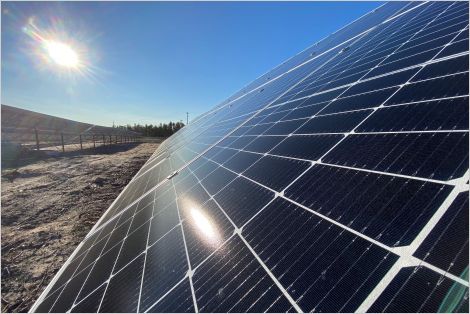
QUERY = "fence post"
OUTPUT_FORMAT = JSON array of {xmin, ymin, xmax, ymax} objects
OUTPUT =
[
  {"xmin": 102, "ymin": 135, "xmax": 106, "ymax": 146},
  {"xmin": 109, "ymin": 135, "xmax": 112, "ymax": 145},
  {"xmin": 79, "ymin": 134, "xmax": 83, "ymax": 150},
  {"xmin": 121, "ymin": 135, "xmax": 123, "ymax": 143},
  {"xmin": 115, "ymin": 135, "xmax": 118, "ymax": 144},
  {"xmin": 34, "ymin": 129, "xmax": 40, "ymax": 151},
  {"xmin": 61, "ymin": 133, "xmax": 65, "ymax": 152},
  {"xmin": 93, "ymin": 135, "xmax": 96, "ymax": 148}
]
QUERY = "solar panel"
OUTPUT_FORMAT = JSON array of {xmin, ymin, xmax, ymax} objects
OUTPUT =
[{"xmin": 31, "ymin": 1, "xmax": 469, "ymax": 313}]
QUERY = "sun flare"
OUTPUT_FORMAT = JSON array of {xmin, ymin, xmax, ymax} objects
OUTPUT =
[
  {"xmin": 22, "ymin": 17, "xmax": 98, "ymax": 79},
  {"xmin": 43, "ymin": 40, "xmax": 79, "ymax": 68}
]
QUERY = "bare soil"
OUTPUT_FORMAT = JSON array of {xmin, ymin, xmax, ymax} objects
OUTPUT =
[{"xmin": 1, "ymin": 142, "xmax": 159, "ymax": 313}]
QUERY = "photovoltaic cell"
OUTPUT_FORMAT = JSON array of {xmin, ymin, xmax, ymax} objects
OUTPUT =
[
  {"xmin": 147, "ymin": 202, "xmax": 179, "ymax": 246},
  {"xmin": 342, "ymin": 68, "xmax": 419, "ymax": 96},
  {"xmin": 295, "ymin": 109, "xmax": 372, "ymax": 134},
  {"xmin": 244, "ymin": 198, "xmax": 399, "ymax": 312},
  {"xmin": 146, "ymin": 279, "xmax": 195, "ymax": 313},
  {"xmin": 321, "ymin": 87, "xmax": 399, "ymax": 114},
  {"xmin": 71, "ymin": 284, "xmax": 106, "ymax": 313},
  {"xmin": 285, "ymin": 164, "xmax": 453, "ymax": 246},
  {"xmin": 243, "ymin": 155, "xmax": 310, "ymax": 192},
  {"xmin": 200, "ymin": 166, "xmax": 238, "ymax": 195},
  {"xmin": 323, "ymin": 132, "xmax": 469, "ymax": 180},
  {"xmin": 179, "ymin": 199, "xmax": 234, "ymax": 268},
  {"xmin": 414, "ymin": 192, "xmax": 469, "ymax": 277},
  {"xmin": 76, "ymin": 243, "xmax": 121, "ymax": 304},
  {"xmin": 244, "ymin": 135, "xmax": 285, "ymax": 153},
  {"xmin": 387, "ymin": 72, "xmax": 469, "ymax": 105},
  {"xmin": 356, "ymin": 97, "xmax": 469, "ymax": 132},
  {"xmin": 99, "ymin": 254, "xmax": 144, "ymax": 313},
  {"xmin": 32, "ymin": 2, "xmax": 469, "ymax": 313},
  {"xmin": 213, "ymin": 176, "xmax": 274, "ymax": 227},
  {"xmin": 222, "ymin": 150, "xmax": 262, "ymax": 173},
  {"xmin": 270, "ymin": 134, "xmax": 343, "ymax": 160},
  {"xmin": 368, "ymin": 266, "xmax": 469, "ymax": 313},
  {"xmin": 192, "ymin": 236, "xmax": 294, "ymax": 313},
  {"xmin": 411, "ymin": 55, "xmax": 469, "ymax": 81},
  {"xmin": 139, "ymin": 227, "xmax": 188, "ymax": 312}
]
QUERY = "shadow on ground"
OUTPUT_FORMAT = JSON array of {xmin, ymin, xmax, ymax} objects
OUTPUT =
[{"xmin": 2, "ymin": 142, "xmax": 143, "ymax": 170}]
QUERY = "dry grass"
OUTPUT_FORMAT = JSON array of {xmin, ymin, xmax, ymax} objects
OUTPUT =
[{"xmin": 1, "ymin": 142, "xmax": 159, "ymax": 313}]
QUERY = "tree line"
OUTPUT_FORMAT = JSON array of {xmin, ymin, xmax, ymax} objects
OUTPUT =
[{"xmin": 118, "ymin": 121, "xmax": 185, "ymax": 137}]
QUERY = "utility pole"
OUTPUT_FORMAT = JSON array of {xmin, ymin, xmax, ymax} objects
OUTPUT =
[{"xmin": 186, "ymin": 112, "xmax": 189, "ymax": 125}]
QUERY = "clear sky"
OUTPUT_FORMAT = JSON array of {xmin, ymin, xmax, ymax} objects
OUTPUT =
[{"xmin": 2, "ymin": 1, "xmax": 382, "ymax": 127}]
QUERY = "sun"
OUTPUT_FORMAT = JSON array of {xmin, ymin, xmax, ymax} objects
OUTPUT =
[
  {"xmin": 22, "ymin": 17, "xmax": 97, "ymax": 78},
  {"xmin": 43, "ymin": 40, "xmax": 79, "ymax": 68}
]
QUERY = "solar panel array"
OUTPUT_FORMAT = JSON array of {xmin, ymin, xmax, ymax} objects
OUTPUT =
[{"xmin": 32, "ymin": 1, "xmax": 469, "ymax": 313}]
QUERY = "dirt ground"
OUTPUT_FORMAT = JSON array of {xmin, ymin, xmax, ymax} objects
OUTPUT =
[{"xmin": 1, "ymin": 142, "xmax": 159, "ymax": 313}]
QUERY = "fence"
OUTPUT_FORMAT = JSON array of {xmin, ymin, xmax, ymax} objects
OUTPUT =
[{"xmin": 1, "ymin": 126, "xmax": 141, "ymax": 153}]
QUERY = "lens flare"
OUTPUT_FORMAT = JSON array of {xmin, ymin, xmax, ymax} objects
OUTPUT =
[
  {"xmin": 21, "ymin": 16, "xmax": 99, "ymax": 80},
  {"xmin": 43, "ymin": 40, "xmax": 79, "ymax": 68}
]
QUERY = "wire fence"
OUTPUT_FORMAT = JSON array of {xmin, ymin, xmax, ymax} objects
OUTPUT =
[{"xmin": 2, "ymin": 126, "xmax": 141, "ymax": 154}]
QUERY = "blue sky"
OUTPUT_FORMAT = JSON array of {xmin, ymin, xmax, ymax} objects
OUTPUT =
[{"xmin": 2, "ymin": 1, "xmax": 381, "ymax": 127}]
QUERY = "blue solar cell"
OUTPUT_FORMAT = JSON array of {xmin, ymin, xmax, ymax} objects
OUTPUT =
[
  {"xmin": 147, "ymin": 201, "xmax": 179, "ymax": 246},
  {"xmin": 295, "ymin": 109, "xmax": 372, "ymax": 134},
  {"xmin": 223, "ymin": 150, "xmax": 263, "ymax": 173},
  {"xmin": 368, "ymin": 266, "xmax": 469, "ymax": 312},
  {"xmin": 243, "ymin": 155, "xmax": 310, "ymax": 191},
  {"xmin": 412, "ymin": 55, "xmax": 469, "ymax": 81},
  {"xmin": 357, "ymin": 97, "xmax": 469, "ymax": 132},
  {"xmin": 285, "ymin": 164, "xmax": 453, "ymax": 246},
  {"xmin": 414, "ymin": 192, "xmax": 469, "ymax": 277},
  {"xmin": 113, "ymin": 221, "xmax": 150, "ymax": 272},
  {"xmin": 75, "ymin": 243, "xmax": 121, "ymax": 305},
  {"xmin": 436, "ymin": 36, "xmax": 468, "ymax": 58},
  {"xmin": 243, "ymin": 123, "xmax": 274, "ymax": 136},
  {"xmin": 263, "ymin": 118, "xmax": 309, "ymax": 135},
  {"xmin": 139, "ymin": 228, "xmax": 188, "ymax": 312},
  {"xmin": 192, "ymin": 236, "xmax": 294, "ymax": 313},
  {"xmin": 146, "ymin": 279, "xmax": 195, "ymax": 313},
  {"xmin": 99, "ymin": 254, "xmax": 144, "ymax": 313},
  {"xmin": 323, "ymin": 132, "xmax": 469, "ymax": 180},
  {"xmin": 200, "ymin": 166, "xmax": 238, "ymax": 195},
  {"xmin": 71, "ymin": 284, "xmax": 106, "ymax": 313},
  {"xmin": 322, "ymin": 87, "xmax": 399, "ymax": 114},
  {"xmin": 244, "ymin": 198, "xmax": 398, "ymax": 312},
  {"xmin": 50, "ymin": 264, "xmax": 94, "ymax": 312},
  {"xmin": 386, "ymin": 72, "xmax": 469, "ymax": 105},
  {"xmin": 270, "ymin": 134, "xmax": 343, "ymax": 160},
  {"xmin": 244, "ymin": 135, "xmax": 286, "ymax": 153},
  {"xmin": 343, "ymin": 68, "xmax": 419, "ymax": 96},
  {"xmin": 214, "ymin": 176, "xmax": 274, "ymax": 227}
]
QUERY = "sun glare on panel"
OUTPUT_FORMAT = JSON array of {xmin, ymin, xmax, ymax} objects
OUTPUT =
[
  {"xmin": 191, "ymin": 208, "xmax": 217, "ymax": 239},
  {"xmin": 190, "ymin": 207, "xmax": 223, "ymax": 248}
]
